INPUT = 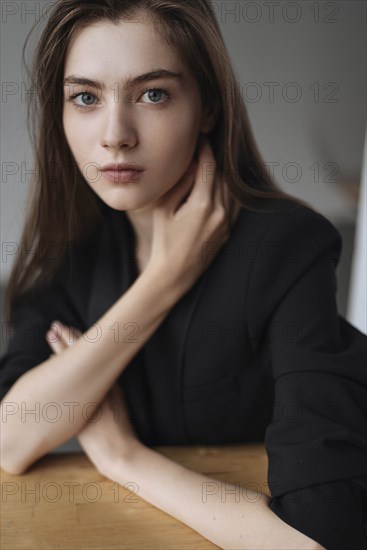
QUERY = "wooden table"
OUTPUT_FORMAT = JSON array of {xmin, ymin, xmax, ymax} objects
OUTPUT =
[{"xmin": 1, "ymin": 442, "xmax": 270, "ymax": 549}]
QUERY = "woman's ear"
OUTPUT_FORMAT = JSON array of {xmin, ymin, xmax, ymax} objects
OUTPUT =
[{"xmin": 200, "ymin": 106, "xmax": 217, "ymax": 134}]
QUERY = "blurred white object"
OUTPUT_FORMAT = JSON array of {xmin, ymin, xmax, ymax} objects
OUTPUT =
[{"xmin": 347, "ymin": 129, "xmax": 367, "ymax": 335}]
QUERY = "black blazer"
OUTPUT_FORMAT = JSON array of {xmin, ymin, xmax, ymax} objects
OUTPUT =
[{"xmin": 1, "ymin": 198, "xmax": 366, "ymax": 549}]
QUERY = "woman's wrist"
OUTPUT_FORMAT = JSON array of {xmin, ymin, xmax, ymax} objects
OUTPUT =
[{"xmin": 140, "ymin": 260, "xmax": 184, "ymax": 309}]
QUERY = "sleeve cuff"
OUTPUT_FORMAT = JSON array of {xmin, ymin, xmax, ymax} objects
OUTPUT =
[{"xmin": 268, "ymin": 479, "xmax": 367, "ymax": 550}]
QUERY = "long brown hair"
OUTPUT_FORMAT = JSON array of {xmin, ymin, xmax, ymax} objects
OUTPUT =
[{"xmin": 5, "ymin": 0, "xmax": 312, "ymax": 324}]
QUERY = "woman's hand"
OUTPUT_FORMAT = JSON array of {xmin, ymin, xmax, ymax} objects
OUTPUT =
[
  {"xmin": 147, "ymin": 136, "xmax": 241, "ymax": 297},
  {"xmin": 45, "ymin": 321, "xmax": 140, "ymax": 476}
]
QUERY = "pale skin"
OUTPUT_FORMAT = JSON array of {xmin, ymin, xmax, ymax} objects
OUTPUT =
[
  {"xmin": 47, "ymin": 325, "xmax": 324, "ymax": 550},
  {"xmin": 61, "ymin": 15, "xmax": 234, "ymax": 265},
  {"xmin": 4, "ymin": 13, "xmax": 324, "ymax": 549}
]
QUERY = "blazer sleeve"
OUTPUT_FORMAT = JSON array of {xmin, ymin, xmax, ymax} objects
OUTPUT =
[
  {"xmin": 0, "ymin": 249, "xmax": 88, "ymax": 403},
  {"xmin": 246, "ymin": 206, "xmax": 367, "ymax": 550}
]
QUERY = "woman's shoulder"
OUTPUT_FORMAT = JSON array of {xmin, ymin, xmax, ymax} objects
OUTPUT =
[
  {"xmin": 236, "ymin": 196, "xmax": 338, "ymax": 230},
  {"xmin": 235, "ymin": 198, "xmax": 342, "ymax": 258}
]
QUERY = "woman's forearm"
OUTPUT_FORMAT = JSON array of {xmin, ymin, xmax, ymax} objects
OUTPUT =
[
  {"xmin": 106, "ymin": 444, "xmax": 326, "ymax": 550},
  {"xmin": 0, "ymin": 266, "xmax": 177, "ymax": 474}
]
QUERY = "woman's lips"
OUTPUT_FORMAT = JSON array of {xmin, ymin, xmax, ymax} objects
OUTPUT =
[{"xmin": 101, "ymin": 169, "xmax": 144, "ymax": 183}]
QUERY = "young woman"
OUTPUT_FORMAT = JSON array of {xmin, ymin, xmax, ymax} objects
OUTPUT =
[{"xmin": 1, "ymin": 1, "xmax": 366, "ymax": 549}]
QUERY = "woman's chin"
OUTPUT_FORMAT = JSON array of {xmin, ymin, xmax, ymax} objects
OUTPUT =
[{"xmin": 98, "ymin": 190, "xmax": 157, "ymax": 213}]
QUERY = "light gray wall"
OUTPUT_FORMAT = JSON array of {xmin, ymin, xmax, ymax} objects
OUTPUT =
[
  {"xmin": 217, "ymin": 0, "xmax": 366, "ymax": 217},
  {"xmin": 1, "ymin": 1, "xmax": 366, "ymax": 452}
]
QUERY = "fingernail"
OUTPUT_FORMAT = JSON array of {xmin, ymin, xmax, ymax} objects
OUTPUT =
[{"xmin": 46, "ymin": 330, "xmax": 57, "ymax": 340}]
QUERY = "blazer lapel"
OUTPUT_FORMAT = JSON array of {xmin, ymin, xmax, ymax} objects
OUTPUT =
[
  {"xmin": 143, "ymin": 212, "xmax": 247, "ymax": 444},
  {"xmin": 142, "ymin": 266, "xmax": 212, "ymax": 443},
  {"xmin": 85, "ymin": 205, "xmax": 217, "ymax": 444}
]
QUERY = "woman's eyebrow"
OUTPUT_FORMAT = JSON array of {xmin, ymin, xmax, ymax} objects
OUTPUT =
[{"xmin": 63, "ymin": 69, "xmax": 184, "ymax": 90}]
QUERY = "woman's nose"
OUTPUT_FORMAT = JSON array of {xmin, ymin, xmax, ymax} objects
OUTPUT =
[{"xmin": 100, "ymin": 102, "xmax": 138, "ymax": 150}]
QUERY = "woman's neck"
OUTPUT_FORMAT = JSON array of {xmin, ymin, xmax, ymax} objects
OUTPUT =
[{"xmin": 125, "ymin": 208, "xmax": 153, "ymax": 275}]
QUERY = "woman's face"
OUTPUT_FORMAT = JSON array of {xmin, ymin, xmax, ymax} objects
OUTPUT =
[{"xmin": 62, "ymin": 16, "xmax": 208, "ymax": 212}]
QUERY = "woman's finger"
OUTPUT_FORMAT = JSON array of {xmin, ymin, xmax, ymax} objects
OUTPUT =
[
  {"xmin": 46, "ymin": 327, "xmax": 67, "ymax": 354},
  {"xmin": 46, "ymin": 322, "xmax": 83, "ymax": 354},
  {"xmin": 158, "ymin": 136, "xmax": 216, "ymax": 217},
  {"xmin": 212, "ymin": 176, "xmax": 228, "ymax": 225},
  {"xmin": 187, "ymin": 138, "xmax": 216, "ymax": 206},
  {"xmin": 156, "ymin": 159, "xmax": 198, "ymax": 215},
  {"xmin": 217, "ymin": 181, "xmax": 241, "ymax": 230},
  {"xmin": 62, "ymin": 324, "xmax": 83, "ymax": 345},
  {"xmin": 52, "ymin": 322, "xmax": 82, "ymax": 345}
]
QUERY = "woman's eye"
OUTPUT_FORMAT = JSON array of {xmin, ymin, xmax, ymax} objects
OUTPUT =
[
  {"xmin": 67, "ymin": 87, "xmax": 170, "ymax": 110},
  {"xmin": 139, "ymin": 88, "xmax": 170, "ymax": 104},
  {"xmin": 68, "ymin": 92, "xmax": 98, "ymax": 109}
]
